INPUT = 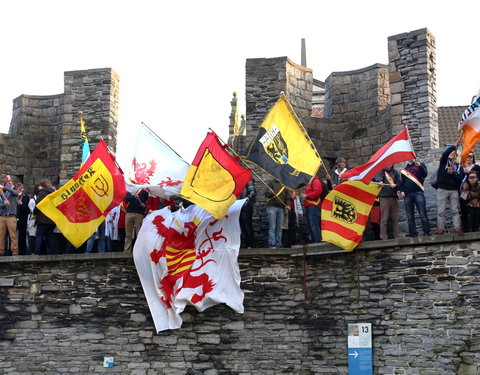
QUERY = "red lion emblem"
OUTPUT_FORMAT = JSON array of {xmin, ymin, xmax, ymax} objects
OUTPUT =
[
  {"xmin": 150, "ymin": 213, "xmax": 226, "ymax": 308},
  {"xmin": 131, "ymin": 158, "xmax": 157, "ymax": 184}
]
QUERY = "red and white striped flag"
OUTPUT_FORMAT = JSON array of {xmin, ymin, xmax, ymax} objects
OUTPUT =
[{"xmin": 340, "ymin": 128, "xmax": 416, "ymax": 183}]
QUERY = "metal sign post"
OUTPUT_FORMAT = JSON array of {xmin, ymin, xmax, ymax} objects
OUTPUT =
[{"xmin": 347, "ymin": 323, "xmax": 372, "ymax": 375}]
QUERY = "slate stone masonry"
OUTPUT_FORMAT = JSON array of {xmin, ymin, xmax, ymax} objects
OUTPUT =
[{"xmin": 0, "ymin": 236, "xmax": 479, "ymax": 374}]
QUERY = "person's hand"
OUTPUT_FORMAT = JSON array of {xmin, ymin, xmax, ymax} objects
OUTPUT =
[
  {"xmin": 4, "ymin": 199, "xmax": 10, "ymax": 206},
  {"xmin": 301, "ymin": 193, "xmax": 306, "ymax": 199}
]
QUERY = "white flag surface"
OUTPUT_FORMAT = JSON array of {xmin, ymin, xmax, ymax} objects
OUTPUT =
[
  {"xmin": 133, "ymin": 200, "xmax": 245, "ymax": 332},
  {"xmin": 126, "ymin": 123, "xmax": 190, "ymax": 198}
]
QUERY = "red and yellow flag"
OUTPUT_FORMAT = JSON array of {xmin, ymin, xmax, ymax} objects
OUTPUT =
[
  {"xmin": 180, "ymin": 132, "xmax": 251, "ymax": 219},
  {"xmin": 321, "ymin": 181, "xmax": 381, "ymax": 251},
  {"xmin": 37, "ymin": 140, "xmax": 127, "ymax": 248}
]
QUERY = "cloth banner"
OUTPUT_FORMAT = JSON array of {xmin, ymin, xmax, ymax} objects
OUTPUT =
[
  {"xmin": 341, "ymin": 128, "xmax": 416, "ymax": 183},
  {"xmin": 127, "ymin": 123, "xmax": 190, "ymax": 198},
  {"xmin": 80, "ymin": 113, "xmax": 90, "ymax": 166},
  {"xmin": 36, "ymin": 140, "xmax": 127, "ymax": 248},
  {"xmin": 321, "ymin": 181, "xmax": 382, "ymax": 251},
  {"xmin": 133, "ymin": 199, "xmax": 245, "ymax": 332},
  {"xmin": 244, "ymin": 94, "xmax": 322, "ymax": 189},
  {"xmin": 180, "ymin": 132, "xmax": 251, "ymax": 219},
  {"xmin": 458, "ymin": 91, "xmax": 480, "ymax": 166}
]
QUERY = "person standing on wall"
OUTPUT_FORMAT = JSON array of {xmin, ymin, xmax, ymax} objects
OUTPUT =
[
  {"xmin": 459, "ymin": 151, "xmax": 480, "ymax": 232},
  {"xmin": 0, "ymin": 176, "xmax": 19, "ymax": 256},
  {"xmin": 239, "ymin": 178, "xmax": 256, "ymax": 249},
  {"xmin": 16, "ymin": 184, "xmax": 30, "ymax": 255},
  {"xmin": 34, "ymin": 179, "xmax": 57, "ymax": 255},
  {"xmin": 436, "ymin": 140, "xmax": 463, "ymax": 235},
  {"xmin": 265, "ymin": 179, "xmax": 289, "ymax": 249},
  {"xmin": 301, "ymin": 175, "xmax": 324, "ymax": 244},
  {"xmin": 124, "ymin": 188, "xmax": 148, "ymax": 252},
  {"xmin": 375, "ymin": 165, "xmax": 402, "ymax": 240},
  {"xmin": 400, "ymin": 159, "xmax": 431, "ymax": 237}
]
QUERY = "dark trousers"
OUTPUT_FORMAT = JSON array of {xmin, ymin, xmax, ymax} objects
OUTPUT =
[
  {"xmin": 35, "ymin": 223, "xmax": 56, "ymax": 255},
  {"xmin": 18, "ymin": 223, "xmax": 28, "ymax": 255},
  {"xmin": 240, "ymin": 202, "xmax": 254, "ymax": 248},
  {"xmin": 404, "ymin": 191, "xmax": 431, "ymax": 236},
  {"xmin": 467, "ymin": 206, "xmax": 480, "ymax": 232}
]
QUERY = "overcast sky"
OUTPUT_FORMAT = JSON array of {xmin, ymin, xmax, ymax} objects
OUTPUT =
[{"xmin": 1, "ymin": 0, "xmax": 478, "ymax": 170}]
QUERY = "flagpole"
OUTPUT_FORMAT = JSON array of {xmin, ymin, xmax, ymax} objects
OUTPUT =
[
  {"xmin": 141, "ymin": 122, "xmax": 188, "ymax": 162},
  {"xmin": 209, "ymin": 128, "xmax": 290, "ymax": 208}
]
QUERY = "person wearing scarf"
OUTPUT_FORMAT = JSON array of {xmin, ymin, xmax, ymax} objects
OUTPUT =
[
  {"xmin": 374, "ymin": 165, "xmax": 401, "ymax": 240},
  {"xmin": 400, "ymin": 160, "xmax": 431, "ymax": 237}
]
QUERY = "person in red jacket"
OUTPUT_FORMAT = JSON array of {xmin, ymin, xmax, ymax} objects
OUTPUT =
[{"xmin": 301, "ymin": 175, "xmax": 324, "ymax": 243}]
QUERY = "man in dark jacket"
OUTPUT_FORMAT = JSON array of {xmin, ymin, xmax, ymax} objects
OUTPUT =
[
  {"xmin": 436, "ymin": 140, "xmax": 462, "ymax": 234},
  {"xmin": 375, "ymin": 165, "xmax": 401, "ymax": 240},
  {"xmin": 34, "ymin": 179, "xmax": 57, "ymax": 255},
  {"xmin": 16, "ymin": 184, "xmax": 30, "ymax": 255},
  {"xmin": 400, "ymin": 160, "xmax": 431, "ymax": 237},
  {"xmin": 124, "ymin": 189, "xmax": 148, "ymax": 252},
  {"xmin": 239, "ymin": 179, "xmax": 256, "ymax": 249}
]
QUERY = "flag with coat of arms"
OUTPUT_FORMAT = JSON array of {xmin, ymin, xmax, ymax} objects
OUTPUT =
[{"xmin": 133, "ymin": 199, "xmax": 245, "ymax": 332}]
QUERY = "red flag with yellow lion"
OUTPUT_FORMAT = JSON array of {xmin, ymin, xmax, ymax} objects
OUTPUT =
[{"xmin": 37, "ymin": 140, "xmax": 127, "ymax": 247}]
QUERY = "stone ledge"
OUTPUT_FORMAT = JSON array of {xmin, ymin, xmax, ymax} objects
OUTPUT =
[{"xmin": 1, "ymin": 231, "xmax": 479, "ymax": 263}]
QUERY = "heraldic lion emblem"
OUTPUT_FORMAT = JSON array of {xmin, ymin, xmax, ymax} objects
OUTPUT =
[{"xmin": 259, "ymin": 125, "xmax": 289, "ymax": 165}]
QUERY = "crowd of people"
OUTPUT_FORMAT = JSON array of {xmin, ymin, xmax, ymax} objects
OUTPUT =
[
  {"xmin": 1, "ymin": 141, "xmax": 479, "ymax": 255},
  {"xmin": 240, "ymin": 142, "xmax": 480, "ymax": 248}
]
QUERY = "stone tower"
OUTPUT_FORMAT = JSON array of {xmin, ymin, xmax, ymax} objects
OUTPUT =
[
  {"xmin": 388, "ymin": 28, "xmax": 438, "ymax": 157},
  {"xmin": 4, "ymin": 68, "xmax": 119, "ymax": 190}
]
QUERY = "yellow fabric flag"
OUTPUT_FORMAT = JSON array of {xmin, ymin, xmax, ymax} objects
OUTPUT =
[
  {"xmin": 180, "ymin": 132, "xmax": 251, "ymax": 219},
  {"xmin": 321, "ymin": 181, "xmax": 382, "ymax": 251},
  {"xmin": 245, "ymin": 94, "xmax": 322, "ymax": 189},
  {"xmin": 37, "ymin": 141, "xmax": 127, "ymax": 248}
]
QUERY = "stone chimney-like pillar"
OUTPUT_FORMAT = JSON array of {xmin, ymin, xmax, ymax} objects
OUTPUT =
[
  {"xmin": 388, "ymin": 28, "xmax": 438, "ymax": 158},
  {"xmin": 59, "ymin": 68, "xmax": 120, "ymax": 184}
]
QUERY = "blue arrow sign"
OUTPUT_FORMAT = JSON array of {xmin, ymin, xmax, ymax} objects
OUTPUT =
[{"xmin": 348, "ymin": 348, "xmax": 372, "ymax": 375}]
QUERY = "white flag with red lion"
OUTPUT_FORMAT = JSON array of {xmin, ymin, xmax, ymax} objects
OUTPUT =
[
  {"xmin": 133, "ymin": 200, "xmax": 245, "ymax": 332},
  {"xmin": 126, "ymin": 123, "xmax": 190, "ymax": 198}
]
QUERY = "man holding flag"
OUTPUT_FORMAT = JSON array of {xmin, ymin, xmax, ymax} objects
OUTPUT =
[{"xmin": 322, "ymin": 127, "xmax": 416, "ymax": 251}]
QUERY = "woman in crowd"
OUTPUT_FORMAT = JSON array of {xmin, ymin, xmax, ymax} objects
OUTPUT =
[
  {"xmin": 459, "ymin": 171, "xmax": 480, "ymax": 232},
  {"xmin": 460, "ymin": 151, "xmax": 480, "ymax": 232}
]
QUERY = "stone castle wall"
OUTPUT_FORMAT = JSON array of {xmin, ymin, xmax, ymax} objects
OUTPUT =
[
  {"xmin": 234, "ymin": 28, "xmax": 442, "ymax": 247},
  {"xmin": 0, "ymin": 237, "xmax": 479, "ymax": 374},
  {"xmin": 1, "ymin": 68, "xmax": 119, "ymax": 191}
]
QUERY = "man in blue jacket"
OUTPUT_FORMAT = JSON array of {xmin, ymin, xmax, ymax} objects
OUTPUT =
[{"xmin": 400, "ymin": 159, "xmax": 431, "ymax": 237}]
